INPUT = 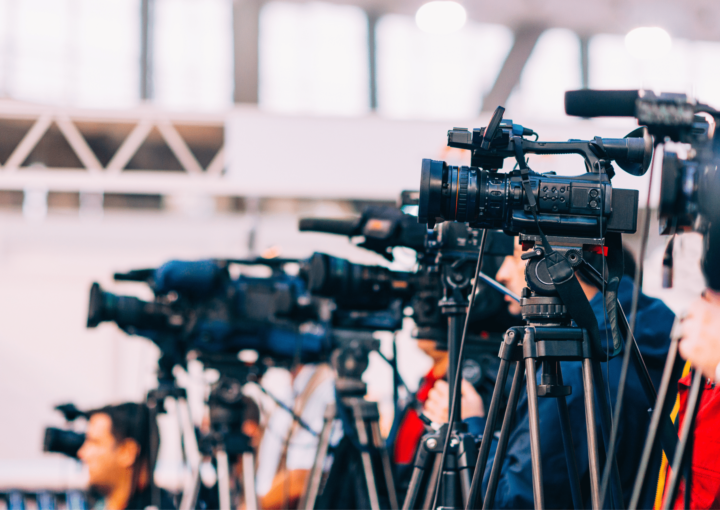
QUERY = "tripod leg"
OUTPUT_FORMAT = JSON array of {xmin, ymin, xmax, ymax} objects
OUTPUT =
[
  {"xmin": 661, "ymin": 369, "xmax": 705, "ymax": 510},
  {"xmin": 402, "ymin": 434, "xmax": 435, "ymax": 510},
  {"xmin": 351, "ymin": 401, "xmax": 381, "ymax": 510},
  {"xmin": 242, "ymin": 452, "xmax": 258, "ymax": 510},
  {"xmin": 629, "ymin": 337, "xmax": 679, "ymax": 509},
  {"xmin": 370, "ymin": 419, "xmax": 400, "ymax": 509},
  {"xmin": 591, "ymin": 361, "xmax": 625, "ymax": 510},
  {"xmin": 421, "ymin": 454, "xmax": 444, "ymax": 510},
  {"xmin": 554, "ymin": 365, "xmax": 583, "ymax": 510},
  {"xmin": 526, "ymin": 358, "xmax": 545, "ymax": 510},
  {"xmin": 621, "ymin": 305, "xmax": 679, "ymax": 462},
  {"xmin": 402, "ymin": 467, "xmax": 426, "ymax": 510},
  {"xmin": 483, "ymin": 360, "xmax": 524, "ymax": 509},
  {"xmin": 216, "ymin": 448, "xmax": 232, "ymax": 510},
  {"xmin": 582, "ymin": 359, "xmax": 601, "ymax": 510},
  {"xmin": 467, "ymin": 338, "xmax": 518, "ymax": 509},
  {"xmin": 301, "ymin": 404, "xmax": 336, "ymax": 510},
  {"xmin": 177, "ymin": 397, "xmax": 202, "ymax": 510}
]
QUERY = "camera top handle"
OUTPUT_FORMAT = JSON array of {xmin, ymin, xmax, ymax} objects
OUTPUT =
[{"xmin": 448, "ymin": 106, "xmax": 652, "ymax": 177}]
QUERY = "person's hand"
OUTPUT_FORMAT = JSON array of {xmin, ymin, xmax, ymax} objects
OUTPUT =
[
  {"xmin": 423, "ymin": 379, "xmax": 485, "ymax": 424},
  {"xmin": 678, "ymin": 291, "xmax": 720, "ymax": 381}
]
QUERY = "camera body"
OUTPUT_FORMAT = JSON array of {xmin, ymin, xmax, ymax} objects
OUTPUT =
[
  {"xmin": 87, "ymin": 259, "xmax": 332, "ymax": 364},
  {"xmin": 565, "ymin": 89, "xmax": 720, "ymax": 289},
  {"xmin": 418, "ymin": 108, "xmax": 648, "ymax": 239}
]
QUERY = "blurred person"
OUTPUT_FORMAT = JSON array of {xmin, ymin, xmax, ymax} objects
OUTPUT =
[
  {"xmin": 654, "ymin": 289, "xmax": 720, "ymax": 509},
  {"xmin": 78, "ymin": 402, "xmax": 175, "ymax": 510},
  {"xmin": 678, "ymin": 290, "xmax": 720, "ymax": 381},
  {"xmin": 424, "ymin": 241, "xmax": 676, "ymax": 509},
  {"xmin": 255, "ymin": 362, "xmax": 337, "ymax": 509},
  {"xmin": 391, "ymin": 339, "xmax": 449, "ymax": 466}
]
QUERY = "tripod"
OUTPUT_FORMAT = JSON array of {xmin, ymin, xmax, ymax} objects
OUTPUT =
[
  {"xmin": 196, "ymin": 354, "xmax": 264, "ymax": 510},
  {"xmin": 301, "ymin": 333, "xmax": 399, "ymax": 510},
  {"xmin": 629, "ymin": 332, "xmax": 706, "ymax": 510},
  {"xmin": 467, "ymin": 242, "xmax": 625, "ymax": 510},
  {"xmin": 402, "ymin": 237, "xmax": 486, "ymax": 510},
  {"xmin": 145, "ymin": 355, "xmax": 202, "ymax": 510},
  {"xmin": 202, "ymin": 374, "xmax": 258, "ymax": 510}
]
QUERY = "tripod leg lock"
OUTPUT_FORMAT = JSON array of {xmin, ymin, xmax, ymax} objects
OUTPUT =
[
  {"xmin": 537, "ymin": 360, "xmax": 572, "ymax": 398},
  {"xmin": 499, "ymin": 327, "xmax": 524, "ymax": 361}
]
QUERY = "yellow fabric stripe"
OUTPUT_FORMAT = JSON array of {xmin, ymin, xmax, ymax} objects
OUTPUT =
[{"xmin": 653, "ymin": 360, "xmax": 692, "ymax": 510}]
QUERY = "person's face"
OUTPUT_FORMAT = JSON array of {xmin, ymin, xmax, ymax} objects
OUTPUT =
[
  {"xmin": 77, "ymin": 414, "xmax": 138, "ymax": 494},
  {"xmin": 496, "ymin": 242, "xmax": 526, "ymax": 316}
]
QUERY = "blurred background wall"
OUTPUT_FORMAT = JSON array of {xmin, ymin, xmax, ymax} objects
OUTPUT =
[{"xmin": 0, "ymin": 0, "xmax": 715, "ymax": 487}]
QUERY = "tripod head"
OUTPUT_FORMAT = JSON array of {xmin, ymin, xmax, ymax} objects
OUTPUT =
[
  {"xmin": 331, "ymin": 329, "xmax": 380, "ymax": 398},
  {"xmin": 516, "ymin": 233, "xmax": 624, "ymax": 359},
  {"xmin": 199, "ymin": 354, "xmax": 265, "ymax": 459}
]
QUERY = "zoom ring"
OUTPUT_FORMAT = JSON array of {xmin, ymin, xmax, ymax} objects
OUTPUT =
[{"xmin": 456, "ymin": 169, "xmax": 469, "ymax": 221}]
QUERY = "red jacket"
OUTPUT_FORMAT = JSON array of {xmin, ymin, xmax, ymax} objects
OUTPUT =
[
  {"xmin": 663, "ymin": 373, "xmax": 720, "ymax": 509},
  {"xmin": 393, "ymin": 368, "xmax": 442, "ymax": 464}
]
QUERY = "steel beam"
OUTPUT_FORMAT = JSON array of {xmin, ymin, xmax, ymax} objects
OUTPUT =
[
  {"xmin": 367, "ymin": 10, "xmax": 380, "ymax": 110},
  {"xmin": 233, "ymin": 0, "xmax": 261, "ymax": 104},
  {"xmin": 141, "ymin": 0, "xmax": 154, "ymax": 101},
  {"xmin": 580, "ymin": 35, "xmax": 590, "ymax": 89},
  {"xmin": 481, "ymin": 25, "xmax": 545, "ymax": 112}
]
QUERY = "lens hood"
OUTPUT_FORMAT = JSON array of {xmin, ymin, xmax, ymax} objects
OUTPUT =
[{"xmin": 418, "ymin": 159, "xmax": 445, "ymax": 226}]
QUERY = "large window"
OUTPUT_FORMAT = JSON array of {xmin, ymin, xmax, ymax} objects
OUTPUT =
[
  {"xmin": 505, "ymin": 29, "xmax": 582, "ymax": 121},
  {"xmin": 258, "ymin": 1, "xmax": 370, "ymax": 116},
  {"xmin": 589, "ymin": 34, "xmax": 720, "ymax": 108},
  {"xmin": 153, "ymin": 0, "xmax": 233, "ymax": 111},
  {"xmin": 376, "ymin": 15, "xmax": 513, "ymax": 119},
  {"xmin": 0, "ymin": 0, "xmax": 140, "ymax": 108}
]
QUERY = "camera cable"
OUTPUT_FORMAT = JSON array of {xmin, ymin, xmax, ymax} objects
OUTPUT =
[
  {"xmin": 599, "ymin": 143, "xmax": 659, "ymax": 510},
  {"xmin": 430, "ymin": 227, "xmax": 489, "ymax": 510}
]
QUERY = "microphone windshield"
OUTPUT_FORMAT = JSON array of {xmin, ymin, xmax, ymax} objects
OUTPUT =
[{"xmin": 565, "ymin": 89, "xmax": 639, "ymax": 118}]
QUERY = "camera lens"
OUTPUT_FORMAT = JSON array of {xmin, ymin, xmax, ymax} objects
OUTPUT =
[
  {"xmin": 87, "ymin": 282, "xmax": 114, "ymax": 328},
  {"xmin": 418, "ymin": 159, "xmax": 445, "ymax": 225},
  {"xmin": 43, "ymin": 427, "xmax": 85, "ymax": 459},
  {"xmin": 419, "ymin": 158, "xmax": 508, "ymax": 228},
  {"xmin": 87, "ymin": 282, "xmax": 172, "ymax": 330}
]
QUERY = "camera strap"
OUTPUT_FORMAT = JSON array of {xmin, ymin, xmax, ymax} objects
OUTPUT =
[{"xmin": 513, "ymin": 136, "xmax": 609, "ymax": 359}]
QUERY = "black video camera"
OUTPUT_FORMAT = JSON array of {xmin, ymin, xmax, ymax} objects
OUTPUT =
[
  {"xmin": 300, "ymin": 204, "xmax": 515, "ymax": 339},
  {"xmin": 565, "ymin": 89, "xmax": 720, "ymax": 290},
  {"xmin": 418, "ymin": 106, "xmax": 649, "ymax": 237},
  {"xmin": 43, "ymin": 404, "xmax": 87, "ymax": 459},
  {"xmin": 87, "ymin": 258, "xmax": 332, "ymax": 366}
]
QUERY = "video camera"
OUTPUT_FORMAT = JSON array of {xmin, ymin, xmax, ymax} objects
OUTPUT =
[
  {"xmin": 299, "ymin": 204, "xmax": 426, "ymax": 261},
  {"xmin": 565, "ymin": 89, "xmax": 720, "ymax": 290},
  {"xmin": 43, "ymin": 404, "xmax": 87, "ymax": 459},
  {"xmin": 300, "ymin": 203, "xmax": 516, "ymax": 341},
  {"xmin": 418, "ymin": 106, "xmax": 648, "ymax": 237},
  {"xmin": 87, "ymin": 258, "xmax": 332, "ymax": 365}
]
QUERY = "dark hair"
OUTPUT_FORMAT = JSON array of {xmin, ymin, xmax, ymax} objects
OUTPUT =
[
  {"xmin": 89, "ymin": 403, "xmax": 159, "ymax": 476},
  {"xmin": 622, "ymin": 245, "xmax": 637, "ymax": 279}
]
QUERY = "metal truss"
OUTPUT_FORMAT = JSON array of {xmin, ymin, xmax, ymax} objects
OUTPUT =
[{"xmin": 0, "ymin": 100, "xmax": 246, "ymax": 197}]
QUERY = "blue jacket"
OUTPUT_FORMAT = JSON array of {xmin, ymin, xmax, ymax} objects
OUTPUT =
[{"xmin": 465, "ymin": 277, "xmax": 675, "ymax": 509}]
